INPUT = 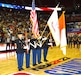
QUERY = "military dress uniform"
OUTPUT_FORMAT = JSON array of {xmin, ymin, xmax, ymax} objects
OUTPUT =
[
  {"xmin": 25, "ymin": 38, "xmax": 30, "ymax": 68},
  {"xmin": 30, "ymin": 38, "xmax": 37, "ymax": 66},
  {"xmin": 42, "ymin": 37, "xmax": 51, "ymax": 62},
  {"xmin": 36, "ymin": 39, "xmax": 42, "ymax": 64},
  {"xmin": 15, "ymin": 37, "xmax": 25, "ymax": 71}
]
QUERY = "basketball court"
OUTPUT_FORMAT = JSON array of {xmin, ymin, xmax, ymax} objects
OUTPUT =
[{"xmin": 0, "ymin": 44, "xmax": 81, "ymax": 75}]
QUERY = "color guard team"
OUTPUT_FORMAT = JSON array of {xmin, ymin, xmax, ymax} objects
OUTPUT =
[
  {"xmin": 7, "ymin": 31, "xmax": 81, "ymax": 71},
  {"xmin": 15, "ymin": 32, "xmax": 52, "ymax": 71}
]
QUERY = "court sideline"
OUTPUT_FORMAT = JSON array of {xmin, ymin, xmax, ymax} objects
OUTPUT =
[{"xmin": 0, "ymin": 46, "xmax": 81, "ymax": 75}]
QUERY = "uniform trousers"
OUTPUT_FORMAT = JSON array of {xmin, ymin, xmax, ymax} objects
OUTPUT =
[
  {"xmin": 37, "ymin": 49, "xmax": 41, "ymax": 64},
  {"xmin": 25, "ymin": 51, "xmax": 30, "ymax": 68},
  {"xmin": 43, "ymin": 47, "xmax": 48, "ymax": 60},
  {"xmin": 32, "ymin": 49, "xmax": 41, "ymax": 65},
  {"xmin": 16, "ymin": 53, "xmax": 24, "ymax": 70}
]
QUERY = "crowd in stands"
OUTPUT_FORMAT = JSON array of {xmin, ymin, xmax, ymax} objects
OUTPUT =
[
  {"xmin": 1, "ymin": 8, "xmax": 81, "ymax": 50},
  {"xmin": 0, "ymin": 8, "xmax": 50, "ymax": 43},
  {"xmin": 67, "ymin": 33, "xmax": 81, "ymax": 49}
]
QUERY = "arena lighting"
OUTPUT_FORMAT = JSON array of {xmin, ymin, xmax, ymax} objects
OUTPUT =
[
  {"xmin": 0, "ymin": 3, "xmax": 25, "ymax": 9},
  {"xmin": 0, "ymin": 3, "xmax": 61, "ymax": 11}
]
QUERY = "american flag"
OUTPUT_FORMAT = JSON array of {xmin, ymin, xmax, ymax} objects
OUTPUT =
[{"xmin": 30, "ymin": 0, "xmax": 39, "ymax": 38}]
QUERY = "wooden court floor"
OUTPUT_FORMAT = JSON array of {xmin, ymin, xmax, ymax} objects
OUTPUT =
[{"xmin": 0, "ymin": 46, "xmax": 81, "ymax": 75}]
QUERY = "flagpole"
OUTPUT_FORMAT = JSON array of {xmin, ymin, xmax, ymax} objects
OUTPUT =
[
  {"xmin": 41, "ymin": 24, "xmax": 48, "ymax": 36},
  {"xmin": 42, "ymin": 32, "xmax": 51, "ymax": 46},
  {"xmin": 41, "ymin": 3, "xmax": 61, "ymax": 37},
  {"xmin": 56, "ymin": 2, "xmax": 60, "ymax": 8}
]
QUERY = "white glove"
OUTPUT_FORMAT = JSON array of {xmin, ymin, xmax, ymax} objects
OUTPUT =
[
  {"xmin": 42, "ymin": 37, "xmax": 47, "ymax": 40},
  {"xmin": 38, "ymin": 36, "xmax": 42, "ymax": 39},
  {"xmin": 48, "ymin": 43, "xmax": 53, "ymax": 46}
]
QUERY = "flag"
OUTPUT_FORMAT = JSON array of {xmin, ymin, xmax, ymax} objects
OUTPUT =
[
  {"xmin": 59, "ymin": 12, "xmax": 67, "ymax": 55},
  {"xmin": 47, "ymin": 9, "xmax": 60, "ymax": 46},
  {"xmin": 30, "ymin": 0, "xmax": 39, "ymax": 38}
]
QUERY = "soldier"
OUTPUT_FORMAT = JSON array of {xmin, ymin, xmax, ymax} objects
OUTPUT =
[
  {"xmin": 24, "ymin": 37, "xmax": 31, "ymax": 68},
  {"xmin": 36, "ymin": 37, "xmax": 42, "ymax": 64},
  {"xmin": 42, "ymin": 36, "xmax": 52, "ymax": 62},
  {"xmin": 15, "ymin": 32, "xmax": 25, "ymax": 71},
  {"xmin": 30, "ymin": 35, "xmax": 37, "ymax": 66}
]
